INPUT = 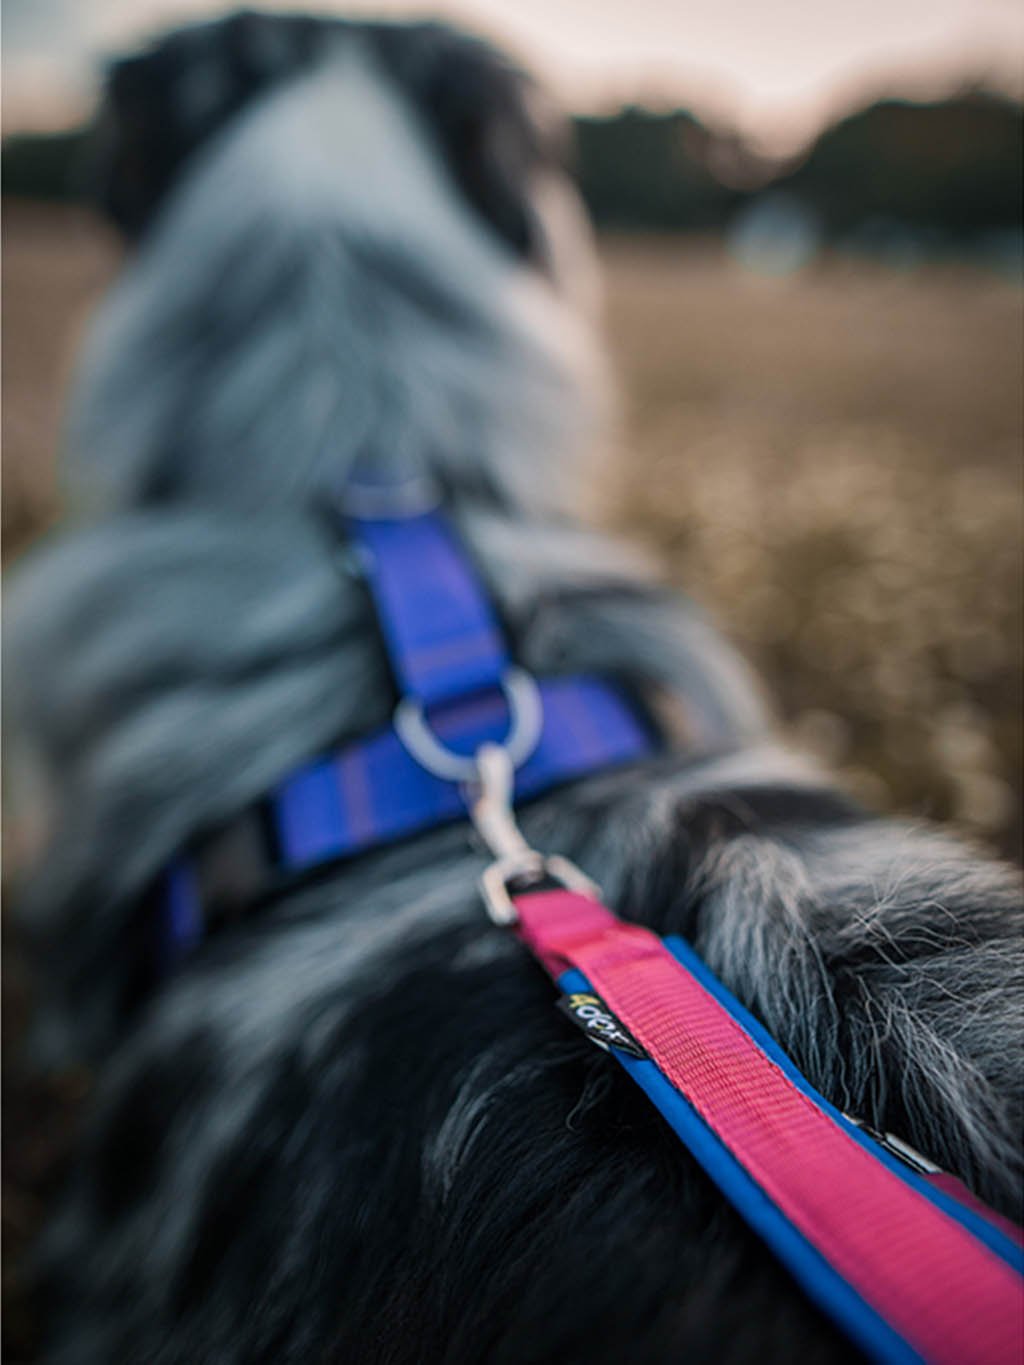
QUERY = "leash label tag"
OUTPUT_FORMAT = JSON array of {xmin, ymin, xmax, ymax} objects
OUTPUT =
[{"xmin": 557, "ymin": 991, "xmax": 648, "ymax": 1059}]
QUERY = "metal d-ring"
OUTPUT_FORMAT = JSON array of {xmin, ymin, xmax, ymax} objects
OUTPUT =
[{"xmin": 393, "ymin": 666, "xmax": 544, "ymax": 785}]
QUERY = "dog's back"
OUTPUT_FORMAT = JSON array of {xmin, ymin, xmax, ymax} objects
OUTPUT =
[{"xmin": 6, "ymin": 15, "xmax": 1022, "ymax": 1363}]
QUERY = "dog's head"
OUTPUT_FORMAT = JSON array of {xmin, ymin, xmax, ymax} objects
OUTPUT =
[
  {"xmin": 94, "ymin": 10, "xmax": 574, "ymax": 280},
  {"xmin": 67, "ymin": 10, "xmax": 603, "ymax": 517}
]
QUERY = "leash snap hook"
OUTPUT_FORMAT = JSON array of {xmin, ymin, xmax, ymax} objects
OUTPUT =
[
  {"xmin": 467, "ymin": 743, "xmax": 533, "ymax": 863},
  {"xmin": 469, "ymin": 743, "xmax": 600, "ymax": 927}
]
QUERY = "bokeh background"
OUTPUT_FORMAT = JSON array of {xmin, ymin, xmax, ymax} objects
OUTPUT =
[{"xmin": 2, "ymin": 5, "xmax": 1022, "ymax": 1353}]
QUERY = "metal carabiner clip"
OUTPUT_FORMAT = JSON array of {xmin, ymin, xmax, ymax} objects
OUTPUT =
[{"xmin": 467, "ymin": 743, "xmax": 600, "ymax": 926}]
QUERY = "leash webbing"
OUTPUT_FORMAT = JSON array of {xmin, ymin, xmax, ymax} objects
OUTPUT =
[{"xmin": 513, "ymin": 888, "xmax": 1024, "ymax": 1365}]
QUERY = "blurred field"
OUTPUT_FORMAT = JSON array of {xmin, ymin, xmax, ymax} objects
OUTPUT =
[
  {"xmin": 598, "ymin": 235, "xmax": 1022, "ymax": 861},
  {"xmin": 3, "ymin": 203, "xmax": 1022, "ymax": 860}
]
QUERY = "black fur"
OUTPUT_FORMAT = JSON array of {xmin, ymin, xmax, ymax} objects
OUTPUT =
[{"xmin": 92, "ymin": 11, "xmax": 563, "ymax": 264}]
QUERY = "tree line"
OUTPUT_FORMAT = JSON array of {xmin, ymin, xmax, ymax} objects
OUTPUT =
[{"xmin": 4, "ymin": 89, "xmax": 1021, "ymax": 246}]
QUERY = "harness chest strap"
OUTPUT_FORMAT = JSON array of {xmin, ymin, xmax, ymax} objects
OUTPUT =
[{"xmin": 512, "ymin": 887, "xmax": 1024, "ymax": 1365}]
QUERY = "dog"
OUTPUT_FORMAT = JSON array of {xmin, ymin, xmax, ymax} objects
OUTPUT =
[{"xmin": 6, "ymin": 12, "xmax": 1022, "ymax": 1363}]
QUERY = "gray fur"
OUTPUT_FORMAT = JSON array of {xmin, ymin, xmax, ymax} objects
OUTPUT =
[{"xmin": 64, "ymin": 46, "xmax": 604, "ymax": 518}]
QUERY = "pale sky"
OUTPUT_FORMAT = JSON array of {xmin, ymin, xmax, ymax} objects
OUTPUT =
[{"xmin": 4, "ymin": 0, "xmax": 1023, "ymax": 151}]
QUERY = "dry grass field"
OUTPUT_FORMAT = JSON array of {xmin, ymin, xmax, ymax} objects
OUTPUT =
[
  {"xmin": 8, "ymin": 204, "xmax": 1018, "ymax": 855},
  {"xmin": 599, "ymin": 236, "xmax": 1022, "ymax": 861},
  {"xmin": 0, "ymin": 202, "xmax": 1022, "ymax": 1358}
]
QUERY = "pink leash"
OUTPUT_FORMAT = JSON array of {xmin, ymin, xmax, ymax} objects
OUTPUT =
[{"xmin": 513, "ymin": 887, "xmax": 1024, "ymax": 1365}]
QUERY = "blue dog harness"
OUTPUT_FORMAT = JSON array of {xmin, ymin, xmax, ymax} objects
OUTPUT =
[
  {"xmin": 157, "ymin": 497, "xmax": 1023, "ymax": 1363},
  {"xmin": 158, "ymin": 502, "xmax": 655, "ymax": 967}
]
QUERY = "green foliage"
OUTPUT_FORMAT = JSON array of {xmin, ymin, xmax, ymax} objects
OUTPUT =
[
  {"xmin": 2, "ymin": 129, "xmax": 91, "ymax": 202},
  {"xmin": 573, "ymin": 107, "xmax": 742, "ymax": 229},
  {"xmin": 776, "ymin": 93, "xmax": 1024, "ymax": 239}
]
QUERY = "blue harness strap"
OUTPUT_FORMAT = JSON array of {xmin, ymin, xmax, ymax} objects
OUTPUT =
[
  {"xmin": 275, "ymin": 675, "xmax": 649, "ymax": 869},
  {"xmin": 351, "ymin": 512, "xmax": 509, "ymax": 707},
  {"xmin": 157, "ymin": 506, "xmax": 656, "ymax": 966}
]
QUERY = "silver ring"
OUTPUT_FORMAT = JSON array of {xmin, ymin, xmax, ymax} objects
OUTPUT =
[{"xmin": 393, "ymin": 666, "xmax": 543, "ymax": 783}]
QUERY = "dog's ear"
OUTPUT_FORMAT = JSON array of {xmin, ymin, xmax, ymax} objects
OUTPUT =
[
  {"xmin": 90, "ymin": 10, "xmax": 342, "ymax": 239},
  {"xmin": 371, "ymin": 22, "xmax": 571, "ymax": 264}
]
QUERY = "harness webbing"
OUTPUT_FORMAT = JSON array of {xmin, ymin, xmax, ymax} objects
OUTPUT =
[
  {"xmin": 157, "ymin": 506, "xmax": 655, "ymax": 967},
  {"xmin": 351, "ymin": 511, "xmax": 509, "ymax": 707},
  {"xmin": 273, "ymin": 677, "xmax": 649, "ymax": 867},
  {"xmin": 515, "ymin": 888, "xmax": 1024, "ymax": 1365}
]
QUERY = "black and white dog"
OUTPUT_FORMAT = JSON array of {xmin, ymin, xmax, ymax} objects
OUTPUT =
[{"xmin": 6, "ymin": 12, "xmax": 1022, "ymax": 1363}]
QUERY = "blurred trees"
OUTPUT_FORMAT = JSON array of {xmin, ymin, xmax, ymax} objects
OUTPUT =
[
  {"xmin": 3, "ymin": 90, "xmax": 1022, "ymax": 252},
  {"xmin": 775, "ymin": 93, "xmax": 1023, "ymax": 243},
  {"xmin": 574, "ymin": 107, "xmax": 745, "ymax": 229},
  {"xmin": 2, "ymin": 129, "xmax": 90, "ymax": 203}
]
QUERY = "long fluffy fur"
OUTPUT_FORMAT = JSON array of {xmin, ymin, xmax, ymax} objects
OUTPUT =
[{"xmin": 6, "ymin": 19, "xmax": 1022, "ymax": 1364}]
